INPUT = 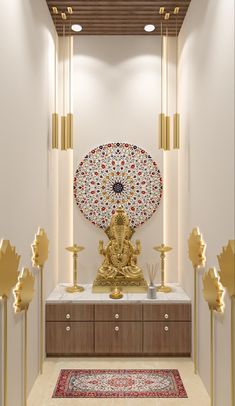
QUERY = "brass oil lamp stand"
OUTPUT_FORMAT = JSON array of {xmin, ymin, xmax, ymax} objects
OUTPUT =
[
  {"xmin": 154, "ymin": 243, "xmax": 172, "ymax": 293},
  {"xmin": 66, "ymin": 244, "xmax": 84, "ymax": 293}
]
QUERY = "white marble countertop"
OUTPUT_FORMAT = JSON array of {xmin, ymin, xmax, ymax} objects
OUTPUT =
[{"xmin": 46, "ymin": 283, "xmax": 191, "ymax": 304}]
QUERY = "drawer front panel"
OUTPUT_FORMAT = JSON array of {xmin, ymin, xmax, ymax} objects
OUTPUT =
[
  {"xmin": 143, "ymin": 321, "xmax": 191, "ymax": 355},
  {"xmin": 46, "ymin": 322, "xmax": 94, "ymax": 354},
  {"xmin": 95, "ymin": 304, "xmax": 142, "ymax": 321},
  {"xmin": 46, "ymin": 304, "xmax": 94, "ymax": 321},
  {"xmin": 95, "ymin": 322, "xmax": 142, "ymax": 353},
  {"xmin": 143, "ymin": 304, "xmax": 191, "ymax": 321}
]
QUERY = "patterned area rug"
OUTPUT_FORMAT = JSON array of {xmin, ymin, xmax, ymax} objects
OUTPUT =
[{"xmin": 53, "ymin": 369, "xmax": 188, "ymax": 398}]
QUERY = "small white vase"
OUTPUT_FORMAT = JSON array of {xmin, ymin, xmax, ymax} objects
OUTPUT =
[{"xmin": 147, "ymin": 284, "xmax": 157, "ymax": 299}]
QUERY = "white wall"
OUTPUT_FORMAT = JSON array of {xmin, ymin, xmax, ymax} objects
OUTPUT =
[
  {"xmin": 178, "ymin": 0, "xmax": 234, "ymax": 405},
  {"xmin": 0, "ymin": 1, "xmax": 58, "ymax": 405},
  {"xmin": 64, "ymin": 36, "xmax": 179, "ymax": 285}
]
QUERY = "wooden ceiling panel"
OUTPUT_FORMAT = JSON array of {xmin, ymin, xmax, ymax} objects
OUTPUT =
[{"xmin": 46, "ymin": 0, "xmax": 191, "ymax": 36}]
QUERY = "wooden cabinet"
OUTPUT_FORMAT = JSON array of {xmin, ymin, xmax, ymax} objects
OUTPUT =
[
  {"xmin": 46, "ymin": 302, "xmax": 191, "ymax": 356},
  {"xmin": 95, "ymin": 322, "xmax": 142, "ymax": 354},
  {"xmin": 46, "ymin": 321, "xmax": 94, "ymax": 354}
]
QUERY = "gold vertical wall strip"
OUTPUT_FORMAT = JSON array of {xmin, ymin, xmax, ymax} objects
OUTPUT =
[
  {"xmin": 165, "ymin": 27, "xmax": 170, "ymax": 151},
  {"xmin": 3, "ymin": 296, "xmax": 8, "ymax": 406},
  {"xmin": 61, "ymin": 25, "xmax": 67, "ymax": 150},
  {"xmin": 194, "ymin": 267, "xmax": 198, "ymax": 374},
  {"xmin": 24, "ymin": 310, "xmax": 27, "ymax": 406},
  {"xmin": 173, "ymin": 15, "xmax": 180, "ymax": 149},
  {"xmin": 210, "ymin": 310, "xmax": 214, "ymax": 406},
  {"xmin": 67, "ymin": 113, "xmax": 73, "ymax": 149},
  {"xmin": 52, "ymin": 113, "xmax": 58, "ymax": 148},
  {"xmin": 52, "ymin": 33, "xmax": 58, "ymax": 149},
  {"xmin": 40, "ymin": 266, "xmax": 43, "ymax": 374},
  {"xmin": 67, "ymin": 36, "xmax": 73, "ymax": 149},
  {"xmin": 159, "ymin": 23, "xmax": 166, "ymax": 149},
  {"xmin": 61, "ymin": 116, "xmax": 67, "ymax": 150},
  {"xmin": 232, "ymin": 297, "xmax": 235, "ymax": 406}
]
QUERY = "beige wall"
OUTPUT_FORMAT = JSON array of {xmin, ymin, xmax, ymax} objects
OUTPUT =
[
  {"xmin": 61, "ymin": 36, "xmax": 180, "ymax": 285},
  {"xmin": 178, "ymin": 0, "xmax": 234, "ymax": 404},
  {"xmin": 0, "ymin": 1, "xmax": 58, "ymax": 405}
]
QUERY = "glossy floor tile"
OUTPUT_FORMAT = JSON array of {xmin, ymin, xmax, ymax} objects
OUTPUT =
[{"xmin": 28, "ymin": 357, "xmax": 210, "ymax": 406}]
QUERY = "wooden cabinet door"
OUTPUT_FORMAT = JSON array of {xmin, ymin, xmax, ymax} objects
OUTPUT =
[
  {"xmin": 95, "ymin": 322, "xmax": 142, "ymax": 354},
  {"xmin": 46, "ymin": 322, "xmax": 94, "ymax": 354},
  {"xmin": 46, "ymin": 304, "xmax": 94, "ymax": 321},
  {"xmin": 95, "ymin": 304, "xmax": 142, "ymax": 321},
  {"xmin": 143, "ymin": 304, "xmax": 191, "ymax": 321},
  {"xmin": 143, "ymin": 322, "xmax": 191, "ymax": 355}
]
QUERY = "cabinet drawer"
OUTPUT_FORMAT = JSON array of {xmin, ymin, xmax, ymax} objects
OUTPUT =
[
  {"xmin": 95, "ymin": 304, "xmax": 142, "ymax": 321},
  {"xmin": 46, "ymin": 304, "xmax": 94, "ymax": 321},
  {"xmin": 143, "ymin": 321, "xmax": 191, "ymax": 355},
  {"xmin": 143, "ymin": 304, "xmax": 191, "ymax": 321},
  {"xmin": 46, "ymin": 322, "xmax": 94, "ymax": 354},
  {"xmin": 95, "ymin": 322, "xmax": 142, "ymax": 353}
]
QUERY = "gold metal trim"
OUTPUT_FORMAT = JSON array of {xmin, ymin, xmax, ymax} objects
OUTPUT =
[
  {"xmin": 210, "ymin": 309, "xmax": 214, "ymax": 406},
  {"xmin": 188, "ymin": 227, "xmax": 206, "ymax": 374},
  {"xmin": 173, "ymin": 113, "xmax": 180, "ymax": 149},
  {"xmin": 67, "ymin": 7, "xmax": 73, "ymax": 14},
  {"xmin": 67, "ymin": 113, "xmax": 73, "ymax": 149},
  {"xmin": 159, "ymin": 7, "xmax": 165, "ymax": 14},
  {"xmin": 52, "ymin": 7, "xmax": 58, "ymax": 14},
  {"xmin": 164, "ymin": 13, "xmax": 170, "ymax": 20},
  {"xmin": 13, "ymin": 268, "xmax": 35, "ymax": 406},
  {"xmin": 3, "ymin": 296, "xmax": 8, "ymax": 406},
  {"xmin": 61, "ymin": 116, "xmax": 67, "ymax": 150},
  {"xmin": 174, "ymin": 7, "xmax": 180, "ymax": 14},
  {"xmin": 61, "ymin": 12, "xmax": 67, "ymax": 20},
  {"xmin": 217, "ymin": 240, "xmax": 235, "ymax": 405},
  {"xmin": 52, "ymin": 113, "xmax": 58, "ymax": 149},
  {"xmin": 159, "ymin": 113, "xmax": 166, "ymax": 149},
  {"xmin": 31, "ymin": 228, "xmax": 49, "ymax": 375},
  {"xmin": 165, "ymin": 116, "xmax": 171, "ymax": 150}
]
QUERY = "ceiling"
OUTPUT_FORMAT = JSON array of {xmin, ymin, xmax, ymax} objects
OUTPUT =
[{"xmin": 46, "ymin": 1, "xmax": 191, "ymax": 36}]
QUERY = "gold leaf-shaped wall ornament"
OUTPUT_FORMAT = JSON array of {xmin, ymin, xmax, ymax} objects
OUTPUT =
[
  {"xmin": 203, "ymin": 268, "xmax": 224, "ymax": 312},
  {"xmin": 0, "ymin": 239, "xmax": 20, "ymax": 298},
  {"xmin": 13, "ymin": 268, "xmax": 35, "ymax": 312},
  {"xmin": 31, "ymin": 228, "xmax": 49, "ymax": 268},
  {"xmin": 188, "ymin": 227, "xmax": 206, "ymax": 269},
  {"xmin": 217, "ymin": 240, "xmax": 235, "ymax": 298}
]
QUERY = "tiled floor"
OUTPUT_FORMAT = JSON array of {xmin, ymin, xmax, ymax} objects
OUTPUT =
[{"xmin": 28, "ymin": 357, "xmax": 210, "ymax": 406}]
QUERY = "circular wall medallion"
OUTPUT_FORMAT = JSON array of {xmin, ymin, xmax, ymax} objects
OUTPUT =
[{"xmin": 74, "ymin": 143, "xmax": 163, "ymax": 229}]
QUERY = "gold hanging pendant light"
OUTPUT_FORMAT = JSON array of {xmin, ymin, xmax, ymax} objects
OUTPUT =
[
  {"xmin": 61, "ymin": 24, "xmax": 67, "ymax": 150},
  {"xmin": 173, "ymin": 10, "xmax": 180, "ymax": 149},
  {"xmin": 165, "ymin": 27, "xmax": 170, "ymax": 151},
  {"xmin": 52, "ymin": 36, "xmax": 58, "ymax": 149},
  {"xmin": 159, "ymin": 23, "xmax": 166, "ymax": 149},
  {"xmin": 67, "ymin": 36, "xmax": 73, "ymax": 149}
]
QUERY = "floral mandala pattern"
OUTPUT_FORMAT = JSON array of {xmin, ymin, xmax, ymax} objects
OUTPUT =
[{"xmin": 74, "ymin": 143, "xmax": 163, "ymax": 229}]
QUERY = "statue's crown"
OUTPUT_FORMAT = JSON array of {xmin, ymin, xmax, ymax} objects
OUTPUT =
[{"xmin": 111, "ymin": 208, "xmax": 129, "ymax": 227}]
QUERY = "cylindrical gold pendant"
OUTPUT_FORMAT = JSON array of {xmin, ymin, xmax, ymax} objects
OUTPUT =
[
  {"xmin": 158, "ymin": 113, "xmax": 166, "ymax": 149},
  {"xmin": 173, "ymin": 113, "xmax": 180, "ymax": 149},
  {"xmin": 52, "ymin": 113, "xmax": 58, "ymax": 149},
  {"xmin": 165, "ymin": 116, "xmax": 171, "ymax": 151},
  {"xmin": 67, "ymin": 113, "xmax": 73, "ymax": 149},
  {"xmin": 61, "ymin": 116, "xmax": 67, "ymax": 150}
]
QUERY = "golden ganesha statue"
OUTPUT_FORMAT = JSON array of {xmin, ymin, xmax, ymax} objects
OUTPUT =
[{"xmin": 92, "ymin": 208, "xmax": 147, "ymax": 292}]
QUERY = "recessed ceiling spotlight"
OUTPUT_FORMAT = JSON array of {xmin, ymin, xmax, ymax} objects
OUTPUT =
[
  {"xmin": 71, "ymin": 24, "xmax": 83, "ymax": 32},
  {"xmin": 144, "ymin": 24, "xmax": 155, "ymax": 32}
]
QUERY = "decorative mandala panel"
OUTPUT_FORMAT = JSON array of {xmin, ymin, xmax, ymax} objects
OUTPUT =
[{"xmin": 74, "ymin": 143, "xmax": 163, "ymax": 229}]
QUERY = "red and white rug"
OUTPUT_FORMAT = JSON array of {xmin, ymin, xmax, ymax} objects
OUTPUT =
[{"xmin": 53, "ymin": 369, "xmax": 188, "ymax": 398}]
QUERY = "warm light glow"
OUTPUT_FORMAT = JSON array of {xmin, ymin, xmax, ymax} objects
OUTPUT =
[
  {"xmin": 144, "ymin": 24, "xmax": 155, "ymax": 32},
  {"xmin": 71, "ymin": 24, "xmax": 83, "ymax": 32}
]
